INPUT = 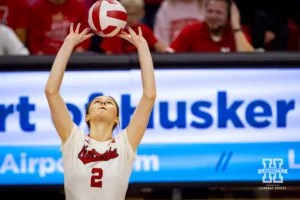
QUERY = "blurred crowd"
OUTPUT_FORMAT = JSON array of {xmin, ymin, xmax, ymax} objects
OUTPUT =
[{"xmin": 1, "ymin": 0, "xmax": 300, "ymax": 56}]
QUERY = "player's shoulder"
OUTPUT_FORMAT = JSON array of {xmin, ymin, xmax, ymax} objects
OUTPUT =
[
  {"xmin": 114, "ymin": 129, "xmax": 136, "ymax": 159},
  {"xmin": 114, "ymin": 129, "xmax": 126, "ymax": 140},
  {"xmin": 60, "ymin": 123, "xmax": 86, "ymax": 152},
  {"xmin": 69, "ymin": 124, "xmax": 88, "ymax": 142},
  {"xmin": 114, "ymin": 129, "xmax": 131, "ymax": 145}
]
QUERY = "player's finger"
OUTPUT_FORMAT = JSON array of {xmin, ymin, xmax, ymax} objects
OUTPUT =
[
  {"xmin": 123, "ymin": 30, "xmax": 129, "ymax": 34},
  {"xmin": 83, "ymin": 33, "xmax": 94, "ymax": 41},
  {"xmin": 119, "ymin": 31, "xmax": 129, "ymax": 36},
  {"xmin": 119, "ymin": 34, "xmax": 133, "ymax": 44},
  {"xmin": 80, "ymin": 28, "xmax": 90, "ymax": 36},
  {"xmin": 75, "ymin": 23, "xmax": 81, "ymax": 33},
  {"xmin": 128, "ymin": 27, "xmax": 136, "ymax": 38},
  {"xmin": 138, "ymin": 26, "xmax": 142, "ymax": 36},
  {"xmin": 118, "ymin": 33, "xmax": 131, "ymax": 41},
  {"xmin": 70, "ymin": 23, "xmax": 74, "ymax": 33}
]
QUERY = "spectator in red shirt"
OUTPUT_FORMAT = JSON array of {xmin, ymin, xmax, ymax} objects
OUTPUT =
[
  {"xmin": 101, "ymin": 0, "xmax": 167, "ymax": 54},
  {"xmin": 0, "ymin": 0, "xmax": 28, "ymax": 44},
  {"xmin": 170, "ymin": 0, "xmax": 254, "ymax": 53},
  {"xmin": 28, "ymin": 0, "xmax": 90, "ymax": 55}
]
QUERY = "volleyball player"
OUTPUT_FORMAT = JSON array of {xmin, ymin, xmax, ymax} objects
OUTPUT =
[{"xmin": 45, "ymin": 23, "xmax": 156, "ymax": 200}]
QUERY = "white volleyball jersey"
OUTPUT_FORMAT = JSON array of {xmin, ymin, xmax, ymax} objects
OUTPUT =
[{"xmin": 60, "ymin": 123, "xmax": 136, "ymax": 200}]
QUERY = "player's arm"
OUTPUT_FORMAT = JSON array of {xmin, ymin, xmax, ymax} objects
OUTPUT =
[
  {"xmin": 119, "ymin": 27, "xmax": 156, "ymax": 152},
  {"xmin": 45, "ymin": 23, "xmax": 93, "ymax": 144}
]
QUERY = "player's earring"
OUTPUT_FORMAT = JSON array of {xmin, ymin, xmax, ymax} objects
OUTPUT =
[
  {"xmin": 115, "ymin": 117, "xmax": 119, "ymax": 124},
  {"xmin": 86, "ymin": 115, "xmax": 90, "ymax": 122}
]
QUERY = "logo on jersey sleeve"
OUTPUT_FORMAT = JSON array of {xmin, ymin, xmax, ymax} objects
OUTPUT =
[{"xmin": 78, "ymin": 145, "xmax": 119, "ymax": 165}]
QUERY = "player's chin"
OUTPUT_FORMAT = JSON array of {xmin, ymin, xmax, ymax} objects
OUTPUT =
[
  {"xmin": 95, "ymin": 110, "xmax": 108, "ymax": 117},
  {"xmin": 95, "ymin": 110, "xmax": 115, "ymax": 119}
]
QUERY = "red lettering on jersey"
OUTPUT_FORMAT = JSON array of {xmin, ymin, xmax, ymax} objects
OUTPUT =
[{"xmin": 78, "ymin": 146, "xmax": 119, "ymax": 165}]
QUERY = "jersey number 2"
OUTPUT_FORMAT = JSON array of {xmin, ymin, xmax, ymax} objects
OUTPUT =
[{"xmin": 91, "ymin": 168, "xmax": 103, "ymax": 188}]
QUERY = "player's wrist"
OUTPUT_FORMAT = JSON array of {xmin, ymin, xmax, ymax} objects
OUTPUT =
[
  {"xmin": 136, "ymin": 43, "xmax": 149, "ymax": 52},
  {"xmin": 63, "ymin": 40, "xmax": 77, "ymax": 49}
]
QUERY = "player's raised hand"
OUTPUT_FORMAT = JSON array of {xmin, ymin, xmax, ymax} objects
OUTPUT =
[
  {"xmin": 118, "ymin": 27, "xmax": 148, "ymax": 50},
  {"xmin": 64, "ymin": 23, "xmax": 94, "ymax": 47}
]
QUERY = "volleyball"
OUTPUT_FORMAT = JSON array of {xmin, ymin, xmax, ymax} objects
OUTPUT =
[{"xmin": 88, "ymin": 0, "xmax": 127, "ymax": 37}]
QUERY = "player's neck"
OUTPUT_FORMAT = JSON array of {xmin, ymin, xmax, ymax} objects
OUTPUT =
[{"xmin": 89, "ymin": 122, "xmax": 113, "ymax": 142}]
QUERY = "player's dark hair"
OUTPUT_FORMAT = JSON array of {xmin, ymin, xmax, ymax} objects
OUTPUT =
[{"xmin": 85, "ymin": 96, "xmax": 120, "ymax": 131}]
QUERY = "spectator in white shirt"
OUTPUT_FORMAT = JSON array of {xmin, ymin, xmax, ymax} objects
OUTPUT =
[
  {"xmin": 0, "ymin": 24, "xmax": 29, "ymax": 55},
  {"xmin": 154, "ymin": 0, "xmax": 205, "ymax": 46}
]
